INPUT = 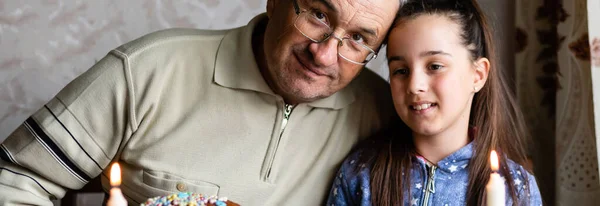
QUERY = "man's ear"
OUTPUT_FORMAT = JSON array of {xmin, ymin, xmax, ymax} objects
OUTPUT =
[
  {"xmin": 473, "ymin": 57, "xmax": 490, "ymax": 93},
  {"xmin": 266, "ymin": 0, "xmax": 280, "ymax": 18}
]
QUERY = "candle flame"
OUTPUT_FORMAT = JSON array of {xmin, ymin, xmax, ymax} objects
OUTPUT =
[
  {"xmin": 490, "ymin": 150, "xmax": 499, "ymax": 172},
  {"xmin": 110, "ymin": 163, "xmax": 121, "ymax": 187}
]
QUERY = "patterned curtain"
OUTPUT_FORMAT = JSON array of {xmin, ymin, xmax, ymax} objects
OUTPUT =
[{"xmin": 516, "ymin": 0, "xmax": 600, "ymax": 205}]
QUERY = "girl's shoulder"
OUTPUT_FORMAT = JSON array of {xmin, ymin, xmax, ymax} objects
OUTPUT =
[
  {"xmin": 328, "ymin": 147, "xmax": 376, "ymax": 206},
  {"xmin": 339, "ymin": 131, "xmax": 392, "ymax": 176},
  {"xmin": 504, "ymin": 158, "xmax": 535, "ymax": 186},
  {"xmin": 338, "ymin": 147, "xmax": 373, "ymax": 179},
  {"xmin": 504, "ymin": 158, "xmax": 543, "ymax": 205},
  {"xmin": 339, "ymin": 127, "xmax": 409, "ymax": 179}
]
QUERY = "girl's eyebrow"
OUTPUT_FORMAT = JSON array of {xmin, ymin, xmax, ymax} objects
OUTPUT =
[
  {"xmin": 420, "ymin": 50, "xmax": 452, "ymax": 57},
  {"xmin": 387, "ymin": 55, "xmax": 405, "ymax": 64},
  {"xmin": 388, "ymin": 50, "xmax": 452, "ymax": 64}
]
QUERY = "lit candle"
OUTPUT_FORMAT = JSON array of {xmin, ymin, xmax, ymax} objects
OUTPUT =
[
  {"xmin": 107, "ymin": 163, "xmax": 127, "ymax": 206},
  {"xmin": 486, "ymin": 150, "xmax": 505, "ymax": 206}
]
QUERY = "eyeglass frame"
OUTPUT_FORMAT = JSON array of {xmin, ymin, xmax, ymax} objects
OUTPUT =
[{"xmin": 291, "ymin": 0, "xmax": 379, "ymax": 65}]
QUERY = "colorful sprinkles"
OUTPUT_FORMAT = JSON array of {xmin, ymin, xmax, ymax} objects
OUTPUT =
[{"xmin": 141, "ymin": 192, "xmax": 230, "ymax": 206}]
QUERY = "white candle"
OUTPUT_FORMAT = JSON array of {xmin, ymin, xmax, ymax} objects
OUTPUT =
[
  {"xmin": 486, "ymin": 150, "xmax": 505, "ymax": 206},
  {"xmin": 107, "ymin": 163, "xmax": 128, "ymax": 206}
]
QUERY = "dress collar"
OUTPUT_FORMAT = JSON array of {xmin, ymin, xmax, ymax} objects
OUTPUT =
[{"xmin": 415, "ymin": 142, "xmax": 474, "ymax": 174}]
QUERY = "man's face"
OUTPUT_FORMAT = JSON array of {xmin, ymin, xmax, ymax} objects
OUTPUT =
[{"xmin": 262, "ymin": 0, "xmax": 399, "ymax": 104}]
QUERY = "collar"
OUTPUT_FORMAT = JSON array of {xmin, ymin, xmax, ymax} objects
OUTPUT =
[
  {"xmin": 213, "ymin": 13, "xmax": 355, "ymax": 110},
  {"xmin": 415, "ymin": 142, "xmax": 474, "ymax": 174}
]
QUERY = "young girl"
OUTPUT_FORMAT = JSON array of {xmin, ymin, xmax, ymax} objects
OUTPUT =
[{"xmin": 326, "ymin": 0, "xmax": 542, "ymax": 205}]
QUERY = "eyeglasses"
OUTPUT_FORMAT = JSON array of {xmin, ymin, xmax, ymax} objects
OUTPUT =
[{"xmin": 292, "ymin": 0, "xmax": 378, "ymax": 65}]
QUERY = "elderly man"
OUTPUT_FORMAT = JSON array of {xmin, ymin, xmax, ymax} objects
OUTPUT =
[{"xmin": 0, "ymin": 0, "xmax": 400, "ymax": 205}]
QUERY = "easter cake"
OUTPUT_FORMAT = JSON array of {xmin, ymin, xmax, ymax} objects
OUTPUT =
[{"xmin": 140, "ymin": 192, "xmax": 240, "ymax": 206}]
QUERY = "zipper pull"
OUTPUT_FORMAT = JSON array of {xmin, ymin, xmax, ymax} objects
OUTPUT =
[
  {"xmin": 283, "ymin": 104, "xmax": 293, "ymax": 120},
  {"xmin": 428, "ymin": 165, "xmax": 436, "ymax": 193},
  {"xmin": 280, "ymin": 104, "xmax": 295, "ymax": 133}
]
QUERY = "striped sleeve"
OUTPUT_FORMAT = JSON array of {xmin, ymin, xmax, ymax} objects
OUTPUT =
[{"xmin": 0, "ymin": 51, "xmax": 135, "ymax": 205}]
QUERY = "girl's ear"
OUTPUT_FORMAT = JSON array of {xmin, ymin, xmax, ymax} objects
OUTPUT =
[{"xmin": 473, "ymin": 57, "xmax": 490, "ymax": 93}]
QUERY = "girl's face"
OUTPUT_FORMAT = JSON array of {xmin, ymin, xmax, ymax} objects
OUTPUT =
[{"xmin": 386, "ymin": 14, "xmax": 488, "ymax": 139}]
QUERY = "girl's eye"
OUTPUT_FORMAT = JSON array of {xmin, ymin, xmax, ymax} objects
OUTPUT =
[
  {"xmin": 429, "ymin": 64, "xmax": 443, "ymax": 70},
  {"xmin": 392, "ymin": 68, "xmax": 409, "ymax": 75}
]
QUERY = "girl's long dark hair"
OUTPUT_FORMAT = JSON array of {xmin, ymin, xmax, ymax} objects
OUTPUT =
[{"xmin": 368, "ymin": 0, "xmax": 533, "ymax": 205}]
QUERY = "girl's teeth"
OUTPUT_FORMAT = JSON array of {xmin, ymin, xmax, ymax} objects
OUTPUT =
[{"xmin": 413, "ymin": 103, "xmax": 433, "ymax": 111}]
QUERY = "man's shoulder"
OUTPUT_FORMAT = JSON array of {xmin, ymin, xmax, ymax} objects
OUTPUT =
[
  {"xmin": 113, "ymin": 27, "xmax": 237, "ymax": 58},
  {"xmin": 342, "ymin": 68, "xmax": 395, "ymax": 124},
  {"xmin": 99, "ymin": 27, "xmax": 244, "ymax": 93},
  {"xmin": 346, "ymin": 68, "xmax": 392, "ymax": 109},
  {"xmin": 350, "ymin": 68, "xmax": 390, "ymax": 94}
]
